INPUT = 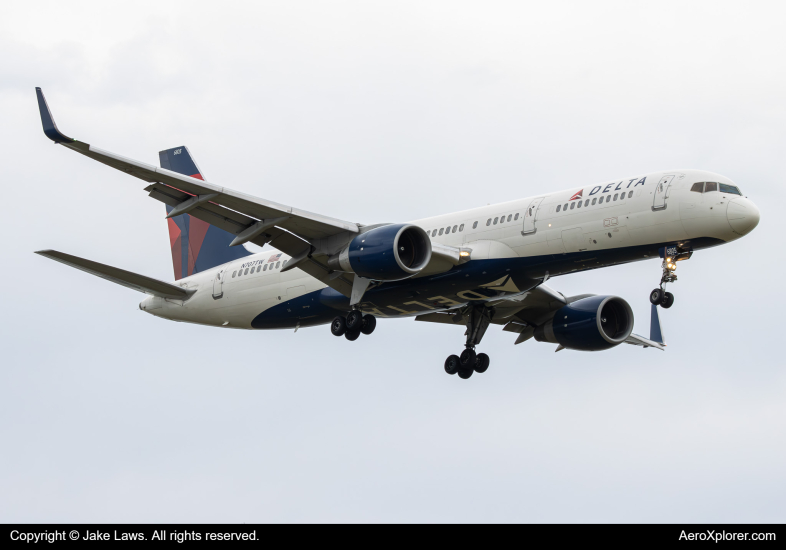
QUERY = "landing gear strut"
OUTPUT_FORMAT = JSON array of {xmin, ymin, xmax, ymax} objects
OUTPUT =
[
  {"xmin": 650, "ymin": 247, "xmax": 691, "ymax": 309},
  {"xmin": 331, "ymin": 309, "xmax": 376, "ymax": 341},
  {"xmin": 444, "ymin": 305, "xmax": 493, "ymax": 380}
]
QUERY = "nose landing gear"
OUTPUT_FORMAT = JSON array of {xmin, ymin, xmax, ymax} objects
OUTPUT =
[
  {"xmin": 444, "ymin": 305, "xmax": 493, "ymax": 380},
  {"xmin": 650, "ymin": 248, "xmax": 691, "ymax": 308},
  {"xmin": 649, "ymin": 287, "xmax": 675, "ymax": 309},
  {"xmin": 331, "ymin": 309, "xmax": 376, "ymax": 341}
]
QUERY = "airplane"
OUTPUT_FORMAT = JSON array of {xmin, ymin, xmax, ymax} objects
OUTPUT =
[{"xmin": 33, "ymin": 88, "xmax": 761, "ymax": 380}]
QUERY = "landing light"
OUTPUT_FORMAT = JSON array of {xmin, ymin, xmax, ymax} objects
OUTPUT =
[{"xmin": 460, "ymin": 251, "xmax": 470, "ymax": 257}]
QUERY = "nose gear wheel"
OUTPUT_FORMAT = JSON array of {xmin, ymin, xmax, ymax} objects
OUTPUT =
[{"xmin": 650, "ymin": 246, "xmax": 691, "ymax": 308}]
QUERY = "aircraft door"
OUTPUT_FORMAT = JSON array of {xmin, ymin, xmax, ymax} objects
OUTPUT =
[
  {"xmin": 652, "ymin": 175, "xmax": 675, "ymax": 211},
  {"xmin": 212, "ymin": 269, "xmax": 225, "ymax": 300},
  {"xmin": 521, "ymin": 197, "xmax": 544, "ymax": 235}
]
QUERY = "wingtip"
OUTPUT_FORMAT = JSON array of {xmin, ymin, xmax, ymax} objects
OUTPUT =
[{"xmin": 35, "ymin": 88, "xmax": 74, "ymax": 144}]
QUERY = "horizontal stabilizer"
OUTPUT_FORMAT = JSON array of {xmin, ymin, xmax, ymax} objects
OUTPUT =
[{"xmin": 35, "ymin": 250, "xmax": 193, "ymax": 300}]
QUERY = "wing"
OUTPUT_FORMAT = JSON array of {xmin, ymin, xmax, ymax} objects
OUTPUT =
[
  {"xmin": 623, "ymin": 304, "xmax": 666, "ymax": 351},
  {"xmin": 415, "ymin": 283, "xmax": 568, "ymax": 344},
  {"xmin": 35, "ymin": 88, "xmax": 358, "ymax": 296},
  {"xmin": 417, "ymin": 284, "xmax": 667, "ymax": 351},
  {"xmin": 36, "ymin": 250, "xmax": 193, "ymax": 300}
]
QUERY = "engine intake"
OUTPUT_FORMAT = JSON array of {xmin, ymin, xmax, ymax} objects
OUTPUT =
[
  {"xmin": 327, "ymin": 224, "xmax": 432, "ymax": 281},
  {"xmin": 533, "ymin": 295, "xmax": 634, "ymax": 351}
]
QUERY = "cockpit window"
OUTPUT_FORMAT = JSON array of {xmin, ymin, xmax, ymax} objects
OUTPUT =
[
  {"xmin": 719, "ymin": 183, "xmax": 742, "ymax": 195},
  {"xmin": 705, "ymin": 182, "xmax": 718, "ymax": 193},
  {"xmin": 691, "ymin": 182, "xmax": 704, "ymax": 193}
]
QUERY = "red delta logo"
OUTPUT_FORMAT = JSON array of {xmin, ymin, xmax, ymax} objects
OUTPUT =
[{"xmin": 569, "ymin": 189, "xmax": 583, "ymax": 201}]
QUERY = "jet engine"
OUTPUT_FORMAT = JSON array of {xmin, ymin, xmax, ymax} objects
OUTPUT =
[
  {"xmin": 327, "ymin": 224, "xmax": 432, "ymax": 281},
  {"xmin": 533, "ymin": 295, "xmax": 634, "ymax": 351}
]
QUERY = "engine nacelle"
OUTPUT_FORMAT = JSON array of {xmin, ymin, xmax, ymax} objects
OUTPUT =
[
  {"xmin": 327, "ymin": 224, "xmax": 432, "ymax": 281},
  {"xmin": 533, "ymin": 295, "xmax": 634, "ymax": 351}
]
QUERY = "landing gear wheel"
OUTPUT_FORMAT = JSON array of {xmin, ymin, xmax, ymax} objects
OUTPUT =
[
  {"xmin": 460, "ymin": 348, "xmax": 477, "ymax": 369},
  {"xmin": 458, "ymin": 368, "xmax": 474, "ymax": 379},
  {"xmin": 649, "ymin": 288, "xmax": 664, "ymax": 305},
  {"xmin": 330, "ymin": 316, "xmax": 346, "ymax": 336},
  {"xmin": 344, "ymin": 330, "xmax": 360, "ymax": 341},
  {"xmin": 444, "ymin": 355, "xmax": 460, "ymax": 375},
  {"xmin": 661, "ymin": 292, "xmax": 674, "ymax": 309},
  {"xmin": 346, "ymin": 310, "xmax": 363, "ymax": 332},
  {"xmin": 361, "ymin": 314, "xmax": 376, "ymax": 335},
  {"xmin": 474, "ymin": 353, "xmax": 490, "ymax": 373}
]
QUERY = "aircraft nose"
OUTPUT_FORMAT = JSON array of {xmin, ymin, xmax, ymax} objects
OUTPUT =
[{"xmin": 726, "ymin": 197, "xmax": 760, "ymax": 236}]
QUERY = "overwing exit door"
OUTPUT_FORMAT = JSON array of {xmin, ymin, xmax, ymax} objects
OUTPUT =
[
  {"xmin": 212, "ymin": 269, "xmax": 225, "ymax": 300},
  {"xmin": 653, "ymin": 175, "xmax": 675, "ymax": 211},
  {"xmin": 521, "ymin": 197, "xmax": 544, "ymax": 235}
]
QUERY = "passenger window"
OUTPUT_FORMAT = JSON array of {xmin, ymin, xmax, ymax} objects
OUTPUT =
[
  {"xmin": 486, "ymin": 219, "xmax": 491, "ymax": 226},
  {"xmin": 506, "ymin": 215, "xmax": 512, "ymax": 222},
  {"xmin": 628, "ymin": 190, "xmax": 633, "ymax": 199},
  {"xmin": 556, "ymin": 204, "xmax": 561, "ymax": 212},
  {"xmin": 276, "ymin": 262, "xmax": 280, "ymax": 268},
  {"xmin": 613, "ymin": 193, "xmax": 618, "ymax": 201},
  {"xmin": 452, "ymin": 225, "xmax": 458, "ymax": 232},
  {"xmin": 431, "ymin": 229, "xmax": 437, "ymax": 237},
  {"xmin": 439, "ymin": 228, "xmax": 444, "ymax": 235},
  {"xmin": 705, "ymin": 182, "xmax": 718, "ymax": 192},
  {"xmin": 690, "ymin": 182, "xmax": 704, "ymax": 193},
  {"xmin": 591, "ymin": 198, "xmax": 597, "ymax": 205},
  {"xmin": 570, "ymin": 202, "xmax": 575, "ymax": 210},
  {"xmin": 719, "ymin": 183, "xmax": 742, "ymax": 195},
  {"xmin": 244, "ymin": 268, "xmax": 249, "ymax": 275},
  {"xmin": 493, "ymin": 217, "xmax": 498, "ymax": 225},
  {"xmin": 584, "ymin": 199, "xmax": 589, "ymax": 207},
  {"xmin": 563, "ymin": 203, "xmax": 568, "ymax": 211},
  {"xmin": 232, "ymin": 271, "xmax": 236, "ymax": 277},
  {"xmin": 514, "ymin": 213, "xmax": 519, "ymax": 221},
  {"xmin": 459, "ymin": 224, "xmax": 464, "ymax": 231},
  {"xmin": 263, "ymin": 264, "xmax": 268, "ymax": 271},
  {"xmin": 472, "ymin": 221, "xmax": 478, "ymax": 229},
  {"xmin": 577, "ymin": 201, "xmax": 582, "ymax": 208}
]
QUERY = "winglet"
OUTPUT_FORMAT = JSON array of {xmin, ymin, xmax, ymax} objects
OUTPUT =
[
  {"xmin": 35, "ymin": 87, "xmax": 74, "ymax": 143},
  {"xmin": 649, "ymin": 304, "xmax": 665, "ymax": 345}
]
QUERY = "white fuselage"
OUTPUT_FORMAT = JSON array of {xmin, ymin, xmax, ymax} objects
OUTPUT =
[{"xmin": 140, "ymin": 169, "xmax": 759, "ymax": 329}]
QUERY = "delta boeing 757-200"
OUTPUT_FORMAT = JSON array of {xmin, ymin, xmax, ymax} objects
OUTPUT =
[{"xmin": 33, "ymin": 88, "xmax": 760, "ymax": 379}]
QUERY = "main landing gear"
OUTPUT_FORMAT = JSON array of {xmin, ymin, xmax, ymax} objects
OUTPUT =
[
  {"xmin": 649, "ymin": 248, "xmax": 691, "ymax": 309},
  {"xmin": 444, "ymin": 305, "xmax": 493, "ymax": 380},
  {"xmin": 331, "ymin": 309, "xmax": 376, "ymax": 341}
]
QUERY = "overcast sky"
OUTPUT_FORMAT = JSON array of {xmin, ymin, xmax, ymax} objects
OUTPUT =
[{"xmin": 1, "ymin": 1, "xmax": 785, "ymax": 522}]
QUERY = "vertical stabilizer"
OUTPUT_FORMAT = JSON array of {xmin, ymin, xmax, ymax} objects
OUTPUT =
[{"xmin": 160, "ymin": 146, "xmax": 252, "ymax": 280}]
